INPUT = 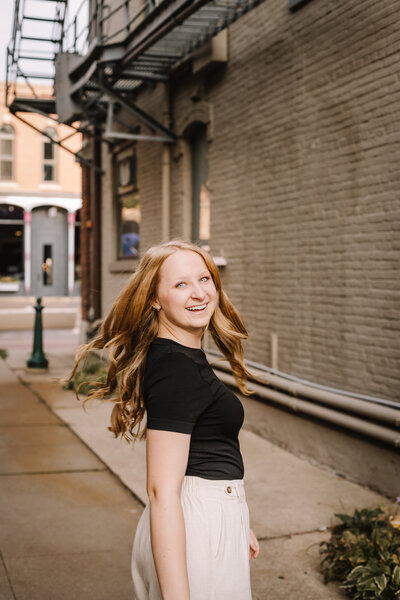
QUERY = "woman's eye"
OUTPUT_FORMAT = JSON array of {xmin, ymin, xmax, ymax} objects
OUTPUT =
[{"xmin": 176, "ymin": 276, "xmax": 209, "ymax": 288}]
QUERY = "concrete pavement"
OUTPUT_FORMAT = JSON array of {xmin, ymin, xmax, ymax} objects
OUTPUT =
[
  {"xmin": 0, "ymin": 343, "xmax": 394, "ymax": 599},
  {"xmin": 0, "ymin": 297, "xmax": 80, "ymax": 331}
]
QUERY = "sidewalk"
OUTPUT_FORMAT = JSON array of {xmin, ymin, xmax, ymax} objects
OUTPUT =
[
  {"xmin": 0, "ymin": 346, "xmax": 393, "ymax": 600},
  {"xmin": 0, "ymin": 297, "xmax": 80, "ymax": 331}
]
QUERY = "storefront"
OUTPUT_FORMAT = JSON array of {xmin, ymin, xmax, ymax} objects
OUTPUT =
[{"xmin": 0, "ymin": 196, "xmax": 81, "ymax": 296}]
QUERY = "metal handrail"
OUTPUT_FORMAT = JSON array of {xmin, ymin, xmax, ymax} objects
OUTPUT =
[{"xmin": 62, "ymin": 0, "xmax": 159, "ymax": 55}]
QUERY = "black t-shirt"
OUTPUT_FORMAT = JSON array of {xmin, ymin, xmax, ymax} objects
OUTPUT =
[{"xmin": 144, "ymin": 337, "xmax": 245, "ymax": 480}]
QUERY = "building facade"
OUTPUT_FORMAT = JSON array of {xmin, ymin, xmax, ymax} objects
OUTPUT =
[
  {"xmin": 93, "ymin": 0, "xmax": 399, "ymax": 404},
  {"xmin": 0, "ymin": 83, "xmax": 81, "ymax": 295},
  {"xmin": 9, "ymin": 0, "xmax": 399, "ymax": 494}
]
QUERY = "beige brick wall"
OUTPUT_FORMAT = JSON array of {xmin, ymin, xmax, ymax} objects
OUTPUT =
[
  {"xmin": 0, "ymin": 83, "xmax": 81, "ymax": 194},
  {"xmin": 101, "ymin": 0, "xmax": 400, "ymax": 402}
]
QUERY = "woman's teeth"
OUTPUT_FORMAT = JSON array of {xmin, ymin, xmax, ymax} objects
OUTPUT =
[{"xmin": 187, "ymin": 304, "xmax": 207, "ymax": 311}]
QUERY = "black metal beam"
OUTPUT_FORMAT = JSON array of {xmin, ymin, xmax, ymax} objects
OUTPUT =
[
  {"xmin": 9, "ymin": 97, "xmax": 56, "ymax": 114},
  {"xmin": 11, "ymin": 111, "xmax": 103, "ymax": 172},
  {"xmin": 24, "ymin": 15, "xmax": 63, "ymax": 23},
  {"xmin": 20, "ymin": 36, "xmax": 59, "ymax": 43},
  {"xmin": 95, "ymin": 81, "xmax": 176, "ymax": 142}
]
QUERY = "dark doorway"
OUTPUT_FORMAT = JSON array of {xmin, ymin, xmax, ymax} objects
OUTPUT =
[{"xmin": 0, "ymin": 204, "xmax": 24, "ymax": 292}]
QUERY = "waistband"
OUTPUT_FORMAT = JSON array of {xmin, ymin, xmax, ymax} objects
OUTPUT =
[{"xmin": 181, "ymin": 475, "xmax": 246, "ymax": 502}]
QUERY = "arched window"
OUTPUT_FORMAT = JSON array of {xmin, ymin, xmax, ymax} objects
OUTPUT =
[
  {"xmin": 42, "ymin": 127, "xmax": 57, "ymax": 182},
  {"xmin": 0, "ymin": 124, "xmax": 15, "ymax": 181}
]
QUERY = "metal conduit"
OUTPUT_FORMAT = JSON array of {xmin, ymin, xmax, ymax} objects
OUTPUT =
[
  {"xmin": 205, "ymin": 351, "xmax": 400, "ymax": 427},
  {"xmin": 215, "ymin": 370, "xmax": 400, "ymax": 449},
  {"xmin": 244, "ymin": 358, "xmax": 400, "ymax": 409}
]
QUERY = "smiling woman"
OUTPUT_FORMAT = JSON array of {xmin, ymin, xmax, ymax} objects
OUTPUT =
[
  {"xmin": 68, "ymin": 239, "xmax": 260, "ymax": 600},
  {"xmin": 151, "ymin": 250, "xmax": 218, "ymax": 348}
]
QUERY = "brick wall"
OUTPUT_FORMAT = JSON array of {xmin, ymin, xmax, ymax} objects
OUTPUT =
[
  {"xmin": 209, "ymin": 0, "xmax": 400, "ymax": 400},
  {"xmin": 101, "ymin": 0, "xmax": 400, "ymax": 402}
]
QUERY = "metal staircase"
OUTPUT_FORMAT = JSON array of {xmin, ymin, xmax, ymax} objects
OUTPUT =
[
  {"xmin": 6, "ymin": 0, "xmax": 268, "ymax": 152},
  {"xmin": 7, "ymin": 0, "xmax": 68, "ymax": 113}
]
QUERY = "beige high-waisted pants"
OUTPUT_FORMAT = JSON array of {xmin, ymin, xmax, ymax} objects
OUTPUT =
[{"xmin": 131, "ymin": 475, "xmax": 252, "ymax": 600}]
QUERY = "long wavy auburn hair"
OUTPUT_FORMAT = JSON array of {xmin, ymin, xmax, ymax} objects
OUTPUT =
[{"xmin": 69, "ymin": 239, "xmax": 257, "ymax": 442}]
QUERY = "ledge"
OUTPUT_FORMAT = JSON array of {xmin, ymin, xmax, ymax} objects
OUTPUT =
[
  {"xmin": 109, "ymin": 259, "xmax": 139, "ymax": 273},
  {"xmin": 213, "ymin": 255, "xmax": 227, "ymax": 268}
]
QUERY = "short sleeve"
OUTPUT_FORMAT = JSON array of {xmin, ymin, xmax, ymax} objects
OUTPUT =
[{"xmin": 144, "ymin": 351, "xmax": 211, "ymax": 434}]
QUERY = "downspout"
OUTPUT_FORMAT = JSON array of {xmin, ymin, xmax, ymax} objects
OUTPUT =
[
  {"xmin": 91, "ymin": 126, "xmax": 102, "ymax": 319},
  {"xmin": 161, "ymin": 144, "xmax": 171, "ymax": 241},
  {"xmin": 80, "ymin": 163, "xmax": 90, "ymax": 342},
  {"xmin": 161, "ymin": 81, "xmax": 173, "ymax": 241},
  {"xmin": 205, "ymin": 353, "xmax": 400, "ymax": 448}
]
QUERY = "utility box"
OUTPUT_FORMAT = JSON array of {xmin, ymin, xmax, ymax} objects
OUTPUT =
[
  {"xmin": 54, "ymin": 53, "xmax": 82, "ymax": 124},
  {"xmin": 192, "ymin": 30, "xmax": 228, "ymax": 75}
]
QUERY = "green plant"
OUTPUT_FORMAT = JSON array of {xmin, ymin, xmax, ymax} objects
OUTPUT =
[
  {"xmin": 63, "ymin": 354, "xmax": 110, "ymax": 396},
  {"xmin": 0, "ymin": 349, "xmax": 8, "ymax": 360},
  {"xmin": 320, "ymin": 507, "xmax": 400, "ymax": 599}
]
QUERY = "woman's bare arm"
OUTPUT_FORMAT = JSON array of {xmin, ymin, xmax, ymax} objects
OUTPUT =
[{"xmin": 146, "ymin": 428, "xmax": 191, "ymax": 600}]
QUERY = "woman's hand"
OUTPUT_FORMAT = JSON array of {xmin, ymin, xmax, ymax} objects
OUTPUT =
[{"xmin": 249, "ymin": 528, "xmax": 260, "ymax": 560}]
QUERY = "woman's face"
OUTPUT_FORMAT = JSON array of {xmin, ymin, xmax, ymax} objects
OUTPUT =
[{"xmin": 154, "ymin": 250, "xmax": 218, "ymax": 338}]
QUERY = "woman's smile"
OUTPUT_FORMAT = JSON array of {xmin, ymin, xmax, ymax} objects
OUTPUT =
[{"xmin": 186, "ymin": 303, "xmax": 208, "ymax": 312}]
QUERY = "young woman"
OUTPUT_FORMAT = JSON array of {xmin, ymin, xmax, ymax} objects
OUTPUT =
[{"xmin": 70, "ymin": 239, "xmax": 259, "ymax": 599}]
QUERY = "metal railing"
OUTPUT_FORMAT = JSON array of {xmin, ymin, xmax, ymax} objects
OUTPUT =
[
  {"xmin": 6, "ymin": 0, "xmax": 68, "ymax": 106},
  {"xmin": 62, "ymin": 0, "xmax": 161, "ymax": 56},
  {"xmin": 6, "ymin": 0, "xmax": 161, "ymax": 103}
]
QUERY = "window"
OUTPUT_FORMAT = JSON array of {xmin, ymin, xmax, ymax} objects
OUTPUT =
[
  {"xmin": 42, "ymin": 244, "xmax": 53, "ymax": 285},
  {"xmin": 42, "ymin": 127, "xmax": 57, "ymax": 182},
  {"xmin": 190, "ymin": 124, "xmax": 210, "ymax": 251},
  {"xmin": 115, "ymin": 147, "xmax": 140, "ymax": 258},
  {"xmin": 0, "ymin": 124, "xmax": 15, "ymax": 181}
]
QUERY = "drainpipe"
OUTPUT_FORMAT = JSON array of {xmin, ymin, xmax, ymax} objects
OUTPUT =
[
  {"xmin": 161, "ymin": 81, "xmax": 172, "ymax": 242},
  {"xmin": 91, "ymin": 127, "xmax": 102, "ymax": 319},
  {"xmin": 23, "ymin": 210, "xmax": 32, "ymax": 294},
  {"xmin": 67, "ymin": 212, "xmax": 76, "ymax": 295},
  {"xmin": 161, "ymin": 144, "xmax": 170, "ymax": 241},
  {"xmin": 206, "ymin": 353, "xmax": 400, "ymax": 448}
]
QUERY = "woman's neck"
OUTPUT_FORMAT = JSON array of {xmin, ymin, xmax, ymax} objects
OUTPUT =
[{"xmin": 156, "ymin": 325, "xmax": 203, "ymax": 349}]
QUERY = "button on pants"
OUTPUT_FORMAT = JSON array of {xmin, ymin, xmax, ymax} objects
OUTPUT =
[{"xmin": 131, "ymin": 475, "xmax": 252, "ymax": 599}]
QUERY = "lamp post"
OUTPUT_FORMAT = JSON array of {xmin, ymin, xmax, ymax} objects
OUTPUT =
[{"xmin": 27, "ymin": 297, "xmax": 49, "ymax": 369}]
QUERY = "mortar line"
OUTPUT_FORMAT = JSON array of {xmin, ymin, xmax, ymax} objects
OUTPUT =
[
  {"xmin": 0, "ymin": 468, "xmax": 107, "ymax": 477},
  {"xmin": 0, "ymin": 549, "xmax": 17, "ymax": 600},
  {"xmin": 7, "ymin": 548, "xmax": 121, "ymax": 560},
  {"xmin": 257, "ymin": 526, "xmax": 333, "ymax": 542},
  {"xmin": 0, "ymin": 423, "xmax": 68, "ymax": 428}
]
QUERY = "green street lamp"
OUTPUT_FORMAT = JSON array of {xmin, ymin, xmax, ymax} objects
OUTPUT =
[{"xmin": 27, "ymin": 297, "xmax": 49, "ymax": 369}]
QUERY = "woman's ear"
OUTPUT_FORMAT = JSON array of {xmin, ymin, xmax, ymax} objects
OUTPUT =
[{"xmin": 152, "ymin": 303, "xmax": 161, "ymax": 311}]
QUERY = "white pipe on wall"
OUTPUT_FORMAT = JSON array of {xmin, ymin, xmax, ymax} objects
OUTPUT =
[
  {"xmin": 206, "ymin": 353, "xmax": 400, "ymax": 428},
  {"xmin": 215, "ymin": 370, "xmax": 400, "ymax": 448},
  {"xmin": 161, "ymin": 145, "xmax": 170, "ymax": 241},
  {"xmin": 67, "ymin": 211, "xmax": 76, "ymax": 295},
  {"xmin": 23, "ymin": 210, "xmax": 31, "ymax": 293}
]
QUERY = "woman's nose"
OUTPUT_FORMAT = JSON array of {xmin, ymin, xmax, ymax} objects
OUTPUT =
[{"xmin": 191, "ymin": 282, "xmax": 206, "ymax": 299}]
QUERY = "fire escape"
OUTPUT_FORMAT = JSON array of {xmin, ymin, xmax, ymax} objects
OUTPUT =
[
  {"xmin": 6, "ymin": 0, "xmax": 268, "ymax": 153},
  {"xmin": 6, "ymin": 0, "xmax": 267, "ymax": 320}
]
